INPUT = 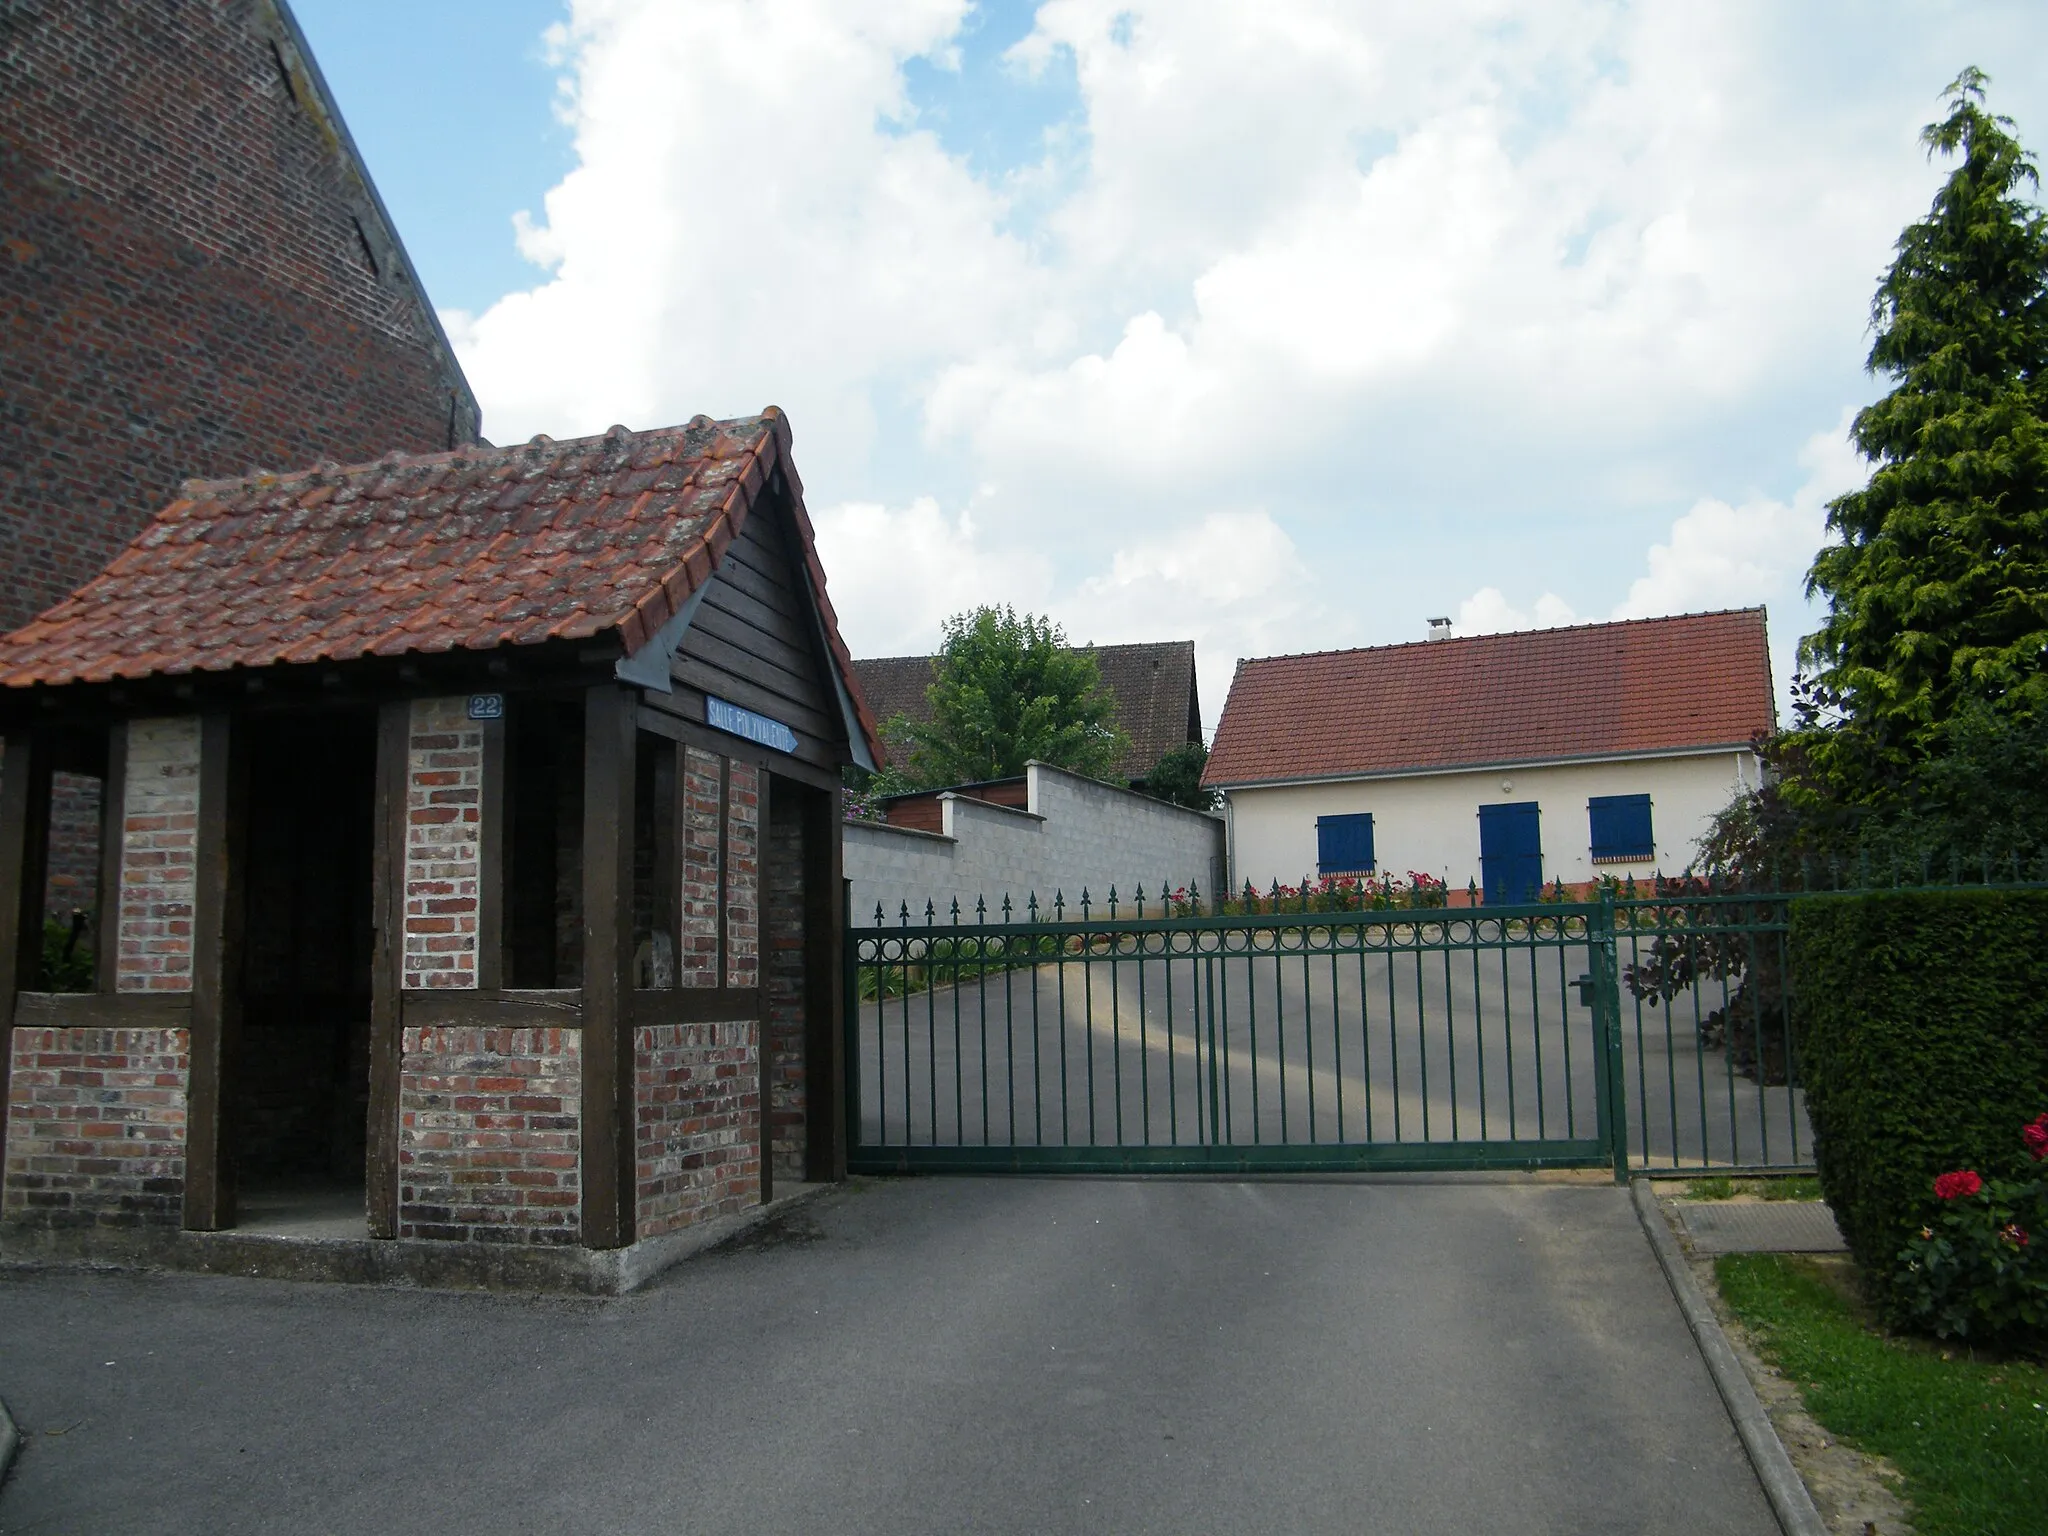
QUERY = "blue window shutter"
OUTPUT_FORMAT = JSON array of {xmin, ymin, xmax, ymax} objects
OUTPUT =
[
  {"xmin": 1588, "ymin": 794, "xmax": 1654, "ymax": 861},
  {"xmin": 1317, "ymin": 813, "xmax": 1374, "ymax": 874}
]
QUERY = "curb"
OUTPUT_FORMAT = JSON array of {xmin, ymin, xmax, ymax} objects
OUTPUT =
[
  {"xmin": 1631, "ymin": 1177, "xmax": 1826, "ymax": 1536},
  {"xmin": 0, "ymin": 1181, "xmax": 836, "ymax": 1297}
]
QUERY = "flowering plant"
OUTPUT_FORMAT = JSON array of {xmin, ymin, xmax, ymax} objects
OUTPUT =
[{"xmin": 1895, "ymin": 1113, "xmax": 2048, "ymax": 1342}]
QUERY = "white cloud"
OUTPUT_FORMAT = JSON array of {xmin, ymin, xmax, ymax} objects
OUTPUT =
[
  {"xmin": 1063, "ymin": 510, "xmax": 1319, "ymax": 728},
  {"xmin": 451, "ymin": 0, "xmax": 1039, "ymax": 481},
  {"xmin": 1456, "ymin": 588, "xmax": 1582, "ymax": 636},
  {"xmin": 1455, "ymin": 409, "xmax": 1871, "ymax": 711},
  {"xmin": 809, "ymin": 492, "xmax": 1053, "ymax": 659},
  {"xmin": 440, "ymin": 0, "xmax": 2037, "ymax": 721}
]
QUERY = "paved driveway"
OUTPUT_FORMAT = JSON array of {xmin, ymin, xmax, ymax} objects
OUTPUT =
[{"xmin": 0, "ymin": 1178, "xmax": 1775, "ymax": 1535}]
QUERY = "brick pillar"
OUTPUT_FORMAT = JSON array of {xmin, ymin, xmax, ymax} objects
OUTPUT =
[
  {"xmin": 402, "ymin": 699, "xmax": 482, "ymax": 990},
  {"xmin": 116, "ymin": 718, "xmax": 201, "ymax": 994}
]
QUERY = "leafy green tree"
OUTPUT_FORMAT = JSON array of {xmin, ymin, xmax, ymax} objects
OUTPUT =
[
  {"xmin": 1799, "ymin": 69, "xmax": 2048, "ymax": 804},
  {"xmin": 1138, "ymin": 740, "xmax": 1220, "ymax": 813},
  {"xmin": 893, "ymin": 607, "xmax": 1130, "ymax": 787}
]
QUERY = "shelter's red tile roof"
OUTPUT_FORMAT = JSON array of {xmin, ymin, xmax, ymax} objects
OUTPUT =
[
  {"xmin": 0, "ymin": 409, "xmax": 883, "ymax": 761},
  {"xmin": 1203, "ymin": 609, "xmax": 1774, "ymax": 787}
]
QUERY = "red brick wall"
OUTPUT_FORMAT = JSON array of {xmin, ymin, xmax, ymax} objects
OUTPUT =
[
  {"xmin": 726, "ymin": 762, "xmax": 760, "ymax": 988},
  {"xmin": 398, "ymin": 1027, "xmax": 580, "ymax": 1245},
  {"xmin": 765, "ymin": 809, "xmax": 808, "ymax": 1180},
  {"xmin": 403, "ymin": 701, "xmax": 482, "ymax": 989},
  {"xmin": 634, "ymin": 1021, "xmax": 760, "ymax": 1239},
  {"xmin": 3, "ymin": 1026, "xmax": 189, "ymax": 1228},
  {"xmin": 679, "ymin": 749, "xmax": 722, "ymax": 986},
  {"xmin": 0, "ymin": 0, "xmax": 477, "ymax": 633},
  {"xmin": 116, "ymin": 718, "xmax": 202, "ymax": 993}
]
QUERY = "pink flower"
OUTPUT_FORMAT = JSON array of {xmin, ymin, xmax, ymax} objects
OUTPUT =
[{"xmin": 1934, "ymin": 1170, "xmax": 1984, "ymax": 1201}]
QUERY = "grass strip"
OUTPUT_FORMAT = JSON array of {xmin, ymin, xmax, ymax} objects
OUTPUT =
[{"xmin": 1716, "ymin": 1253, "xmax": 2048, "ymax": 1536}]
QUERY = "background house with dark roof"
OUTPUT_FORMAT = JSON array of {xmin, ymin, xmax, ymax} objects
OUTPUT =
[
  {"xmin": 852, "ymin": 639, "xmax": 1202, "ymax": 786},
  {"xmin": 0, "ymin": 410, "xmax": 877, "ymax": 1283},
  {"xmin": 1203, "ymin": 610, "xmax": 1775, "ymax": 901}
]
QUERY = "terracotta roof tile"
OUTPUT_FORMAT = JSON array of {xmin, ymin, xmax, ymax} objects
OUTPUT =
[
  {"xmin": 0, "ymin": 408, "xmax": 884, "ymax": 765},
  {"xmin": 1203, "ymin": 610, "xmax": 1774, "ymax": 787}
]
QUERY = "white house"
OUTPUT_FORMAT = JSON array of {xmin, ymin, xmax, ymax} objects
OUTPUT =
[{"xmin": 1202, "ymin": 610, "xmax": 1775, "ymax": 901}]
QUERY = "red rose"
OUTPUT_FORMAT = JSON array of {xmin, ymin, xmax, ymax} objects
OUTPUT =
[
  {"xmin": 2023, "ymin": 1114, "xmax": 2048, "ymax": 1161},
  {"xmin": 1934, "ymin": 1170, "xmax": 1984, "ymax": 1201}
]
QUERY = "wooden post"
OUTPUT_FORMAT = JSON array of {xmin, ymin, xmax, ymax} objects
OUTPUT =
[
  {"xmin": 183, "ymin": 713, "xmax": 247, "ymax": 1231},
  {"xmin": 580, "ymin": 683, "xmax": 638, "ymax": 1250},
  {"xmin": 0, "ymin": 729, "xmax": 52, "ymax": 1163},
  {"xmin": 802, "ymin": 780, "xmax": 846, "ymax": 1182},
  {"xmin": 476, "ymin": 714, "xmax": 507, "ymax": 992},
  {"xmin": 94, "ymin": 722, "xmax": 128, "ymax": 995},
  {"xmin": 366, "ymin": 700, "xmax": 409, "ymax": 1239}
]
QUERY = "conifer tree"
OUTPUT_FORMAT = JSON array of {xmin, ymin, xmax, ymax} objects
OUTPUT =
[{"xmin": 1800, "ymin": 69, "xmax": 2048, "ymax": 800}]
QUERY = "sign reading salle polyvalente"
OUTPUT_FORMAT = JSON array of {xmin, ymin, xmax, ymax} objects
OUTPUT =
[{"xmin": 706, "ymin": 695, "xmax": 799, "ymax": 754}]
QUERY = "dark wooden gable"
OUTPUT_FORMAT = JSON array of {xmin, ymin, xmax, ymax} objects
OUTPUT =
[{"xmin": 667, "ymin": 490, "xmax": 849, "ymax": 772}]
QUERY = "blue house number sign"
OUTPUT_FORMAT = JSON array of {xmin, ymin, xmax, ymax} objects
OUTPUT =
[
  {"xmin": 466, "ymin": 693, "xmax": 504, "ymax": 721},
  {"xmin": 707, "ymin": 695, "xmax": 798, "ymax": 754}
]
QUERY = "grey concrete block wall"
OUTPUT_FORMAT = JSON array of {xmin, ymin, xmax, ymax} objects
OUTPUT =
[{"xmin": 845, "ymin": 761, "xmax": 1225, "ymax": 924}]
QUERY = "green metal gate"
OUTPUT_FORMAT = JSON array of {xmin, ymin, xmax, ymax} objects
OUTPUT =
[{"xmin": 845, "ymin": 891, "xmax": 1630, "ymax": 1176}]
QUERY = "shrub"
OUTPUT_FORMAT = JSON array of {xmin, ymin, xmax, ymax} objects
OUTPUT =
[
  {"xmin": 1790, "ymin": 888, "xmax": 2048, "ymax": 1320},
  {"xmin": 1894, "ymin": 1115, "xmax": 2048, "ymax": 1342}
]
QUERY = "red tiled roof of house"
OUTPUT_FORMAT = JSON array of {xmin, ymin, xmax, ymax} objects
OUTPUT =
[
  {"xmin": 1203, "ymin": 610, "xmax": 1774, "ymax": 787},
  {"xmin": 0, "ymin": 409, "xmax": 884, "ymax": 761}
]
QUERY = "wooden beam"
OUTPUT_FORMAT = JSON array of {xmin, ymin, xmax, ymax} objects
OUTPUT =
[
  {"xmin": 0, "ymin": 730, "xmax": 52, "ymax": 1166},
  {"xmin": 366, "ymin": 700, "xmax": 409, "ymax": 1240},
  {"xmin": 93, "ymin": 721, "xmax": 128, "ymax": 995},
  {"xmin": 184, "ymin": 713, "xmax": 247, "ymax": 1232},
  {"xmin": 14, "ymin": 992, "xmax": 193, "ymax": 1027},
  {"xmin": 801, "ymin": 780, "xmax": 846, "ymax": 1182},
  {"xmin": 579, "ymin": 683, "xmax": 638, "ymax": 1250},
  {"xmin": 476, "ymin": 714, "xmax": 507, "ymax": 992}
]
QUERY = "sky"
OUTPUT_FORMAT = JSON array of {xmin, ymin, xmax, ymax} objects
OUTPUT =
[{"xmin": 292, "ymin": 0, "xmax": 2048, "ymax": 736}]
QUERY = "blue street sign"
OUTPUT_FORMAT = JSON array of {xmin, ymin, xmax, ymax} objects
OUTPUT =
[{"xmin": 707, "ymin": 695, "xmax": 798, "ymax": 754}]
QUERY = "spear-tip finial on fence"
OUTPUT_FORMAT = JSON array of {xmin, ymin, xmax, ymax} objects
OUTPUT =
[
  {"xmin": 1080, "ymin": 888, "xmax": 1092, "ymax": 921},
  {"xmin": 1107, "ymin": 885, "xmax": 1118, "ymax": 919},
  {"xmin": 948, "ymin": 897, "xmax": 960, "ymax": 926},
  {"xmin": 898, "ymin": 900, "xmax": 911, "ymax": 927},
  {"xmin": 1001, "ymin": 893, "xmax": 1013, "ymax": 921},
  {"xmin": 873, "ymin": 901, "xmax": 886, "ymax": 926},
  {"xmin": 1188, "ymin": 879, "xmax": 1202, "ymax": 917},
  {"xmin": 1027, "ymin": 891, "xmax": 1040, "ymax": 922},
  {"xmin": 1054, "ymin": 890, "xmax": 1065, "ymax": 921},
  {"xmin": 924, "ymin": 897, "xmax": 937, "ymax": 926},
  {"xmin": 975, "ymin": 894, "xmax": 986, "ymax": 924}
]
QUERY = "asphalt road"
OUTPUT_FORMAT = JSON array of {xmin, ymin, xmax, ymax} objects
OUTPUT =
[{"xmin": 0, "ymin": 1178, "xmax": 1777, "ymax": 1535}]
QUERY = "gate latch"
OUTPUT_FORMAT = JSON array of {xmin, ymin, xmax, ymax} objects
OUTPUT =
[{"xmin": 1572, "ymin": 972, "xmax": 1597, "ymax": 1008}]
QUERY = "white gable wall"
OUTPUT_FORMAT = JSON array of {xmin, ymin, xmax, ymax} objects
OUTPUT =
[{"xmin": 1221, "ymin": 749, "xmax": 1759, "ymax": 894}]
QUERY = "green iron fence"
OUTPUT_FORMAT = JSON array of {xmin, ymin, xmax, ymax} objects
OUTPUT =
[
  {"xmin": 846, "ymin": 889, "xmax": 1629, "ymax": 1176},
  {"xmin": 844, "ymin": 867, "xmax": 2048, "ymax": 1178}
]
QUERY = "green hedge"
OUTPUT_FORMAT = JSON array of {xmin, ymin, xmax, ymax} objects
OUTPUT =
[{"xmin": 1791, "ymin": 888, "xmax": 2048, "ymax": 1308}]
